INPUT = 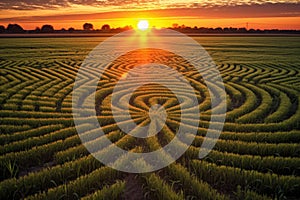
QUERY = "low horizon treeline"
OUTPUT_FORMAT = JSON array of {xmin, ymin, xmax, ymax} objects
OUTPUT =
[{"xmin": 1, "ymin": 23, "xmax": 300, "ymax": 34}]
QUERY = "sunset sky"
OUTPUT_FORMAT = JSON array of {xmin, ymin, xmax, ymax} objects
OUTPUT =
[{"xmin": 0, "ymin": 0, "xmax": 299, "ymax": 30}]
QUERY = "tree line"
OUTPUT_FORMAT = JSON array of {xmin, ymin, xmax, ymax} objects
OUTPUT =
[
  {"xmin": 0, "ymin": 23, "xmax": 299, "ymax": 34},
  {"xmin": 0, "ymin": 23, "xmax": 120, "ymax": 34}
]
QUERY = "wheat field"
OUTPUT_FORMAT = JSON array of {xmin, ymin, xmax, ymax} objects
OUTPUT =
[{"xmin": 0, "ymin": 37, "xmax": 299, "ymax": 200}]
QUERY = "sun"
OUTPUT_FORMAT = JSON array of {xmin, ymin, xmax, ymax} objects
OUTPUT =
[{"xmin": 137, "ymin": 20, "xmax": 149, "ymax": 31}]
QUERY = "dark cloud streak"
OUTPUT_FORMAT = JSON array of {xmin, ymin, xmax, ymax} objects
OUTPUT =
[
  {"xmin": 0, "ymin": 0, "xmax": 160, "ymax": 10},
  {"xmin": 0, "ymin": 3, "xmax": 299, "ymax": 23},
  {"xmin": 1, "ymin": 0, "xmax": 299, "ymax": 11}
]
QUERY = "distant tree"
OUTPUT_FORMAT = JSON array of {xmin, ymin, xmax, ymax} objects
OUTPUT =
[
  {"xmin": 101, "ymin": 24, "xmax": 110, "ymax": 30},
  {"xmin": 0, "ymin": 25, "xmax": 5, "ymax": 33},
  {"xmin": 229, "ymin": 27, "xmax": 238, "ymax": 32},
  {"xmin": 41, "ymin": 25, "xmax": 54, "ymax": 33},
  {"xmin": 35, "ymin": 27, "xmax": 41, "ymax": 33},
  {"xmin": 223, "ymin": 27, "xmax": 230, "ymax": 33},
  {"xmin": 123, "ymin": 25, "xmax": 133, "ymax": 31},
  {"xmin": 215, "ymin": 27, "xmax": 223, "ymax": 33},
  {"xmin": 172, "ymin": 23, "xmax": 179, "ymax": 29},
  {"xmin": 68, "ymin": 27, "xmax": 75, "ymax": 33},
  {"xmin": 83, "ymin": 23, "xmax": 93, "ymax": 31},
  {"xmin": 248, "ymin": 28, "xmax": 256, "ymax": 33},
  {"xmin": 198, "ymin": 27, "xmax": 207, "ymax": 33},
  {"xmin": 180, "ymin": 24, "xmax": 186, "ymax": 29},
  {"xmin": 6, "ymin": 24, "xmax": 24, "ymax": 33},
  {"xmin": 237, "ymin": 28, "xmax": 247, "ymax": 33}
]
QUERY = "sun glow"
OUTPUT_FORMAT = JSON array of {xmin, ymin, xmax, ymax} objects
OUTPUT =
[{"xmin": 137, "ymin": 20, "xmax": 149, "ymax": 30}]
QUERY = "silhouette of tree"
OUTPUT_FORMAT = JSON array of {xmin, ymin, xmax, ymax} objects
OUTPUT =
[
  {"xmin": 215, "ymin": 27, "xmax": 223, "ymax": 33},
  {"xmin": 0, "ymin": 25, "xmax": 5, "ymax": 33},
  {"xmin": 123, "ymin": 25, "xmax": 133, "ymax": 30},
  {"xmin": 35, "ymin": 27, "xmax": 41, "ymax": 33},
  {"xmin": 248, "ymin": 28, "xmax": 256, "ymax": 33},
  {"xmin": 7, "ymin": 24, "xmax": 24, "ymax": 33},
  {"xmin": 238, "ymin": 28, "xmax": 247, "ymax": 33},
  {"xmin": 223, "ymin": 27, "xmax": 230, "ymax": 33},
  {"xmin": 68, "ymin": 27, "xmax": 75, "ymax": 33},
  {"xmin": 229, "ymin": 27, "xmax": 238, "ymax": 32},
  {"xmin": 83, "ymin": 23, "xmax": 93, "ymax": 31},
  {"xmin": 41, "ymin": 25, "xmax": 54, "ymax": 33},
  {"xmin": 172, "ymin": 23, "xmax": 179, "ymax": 29},
  {"xmin": 101, "ymin": 24, "xmax": 110, "ymax": 30}
]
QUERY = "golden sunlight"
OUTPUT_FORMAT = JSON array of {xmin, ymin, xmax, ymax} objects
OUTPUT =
[{"xmin": 137, "ymin": 20, "xmax": 149, "ymax": 30}]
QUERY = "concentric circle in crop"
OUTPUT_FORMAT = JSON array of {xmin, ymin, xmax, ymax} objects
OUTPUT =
[{"xmin": 72, "ymin": 29, "xmax": 227, "ymax": 173}]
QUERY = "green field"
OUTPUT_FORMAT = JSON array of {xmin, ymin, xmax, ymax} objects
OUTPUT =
[{"xmin": 0, "ymin": 36, "xmax": 299, "ymax": 200}]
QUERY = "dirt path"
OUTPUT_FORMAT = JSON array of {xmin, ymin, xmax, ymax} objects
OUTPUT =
[{"xmin": 122, "ymin": 174, "xmax": 144, "ymax": 200}]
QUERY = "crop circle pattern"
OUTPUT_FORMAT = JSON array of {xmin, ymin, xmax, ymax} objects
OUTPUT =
[{"xmin": 72, "ymin": 29, "xmax": 227, "ymax": 173}]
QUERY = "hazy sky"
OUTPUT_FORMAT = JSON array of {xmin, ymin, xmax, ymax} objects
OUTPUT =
[{"xmin": 0, "ymin": 0, "xmax": 299, "ymax": 29}]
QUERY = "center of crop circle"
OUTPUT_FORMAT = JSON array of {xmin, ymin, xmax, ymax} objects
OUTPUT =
[{"xmin": 148, "ymin": 104, "xmax": 167, "ymax": 137}]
